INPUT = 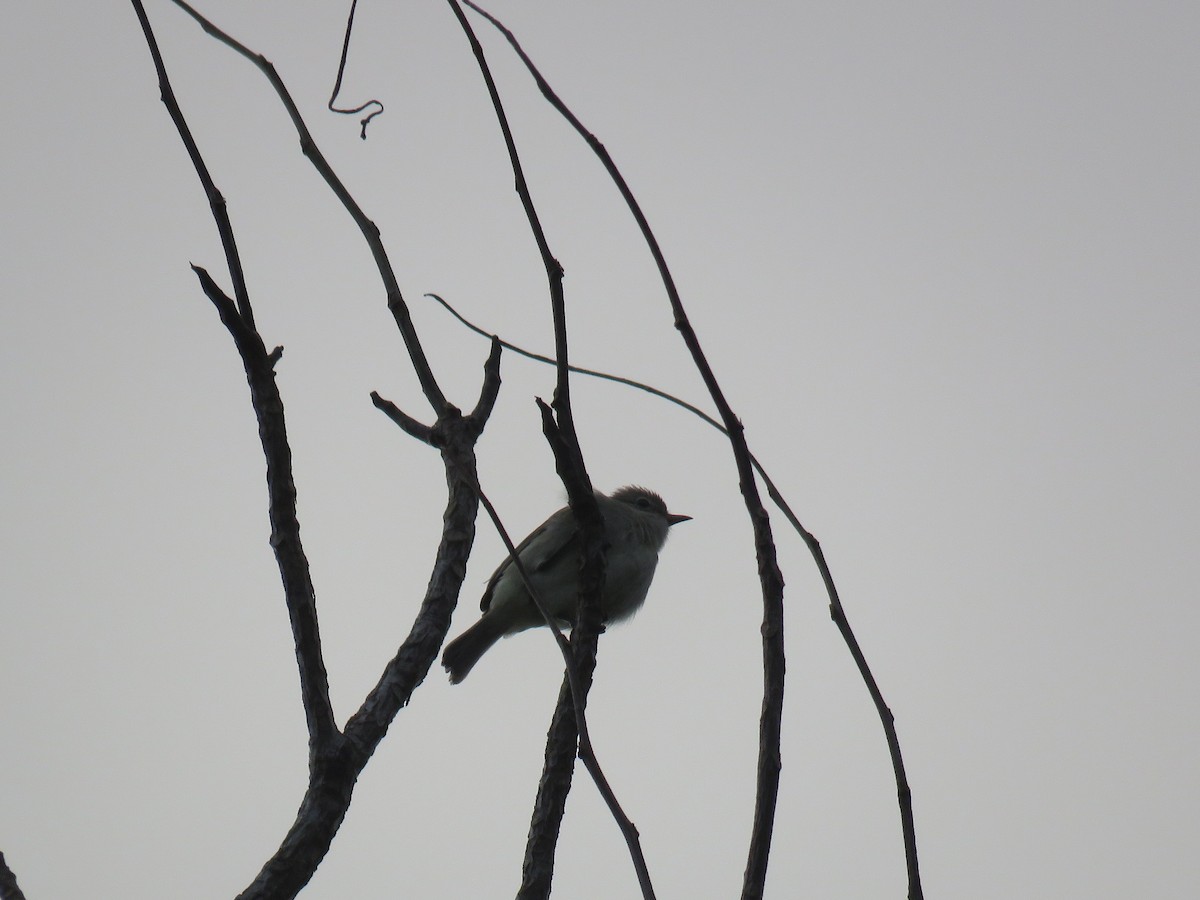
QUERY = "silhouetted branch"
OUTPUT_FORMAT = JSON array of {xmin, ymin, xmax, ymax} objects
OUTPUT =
[
  {"xmin": 371, "ymin": 392, "xmax": 652, "ymax": 900},
  {"xmin": 137, "ymin": 0, "xmax": 340, "ymax": 755},
  {"xmin": 428, "ymin": 292, "xmax": 726, "ymax": 431},
  {"xmin": 132, "ymin": 4, "xmax": 502, "ymax": 898},
  {"xmin": 432, "ymin": 292, "xmax": 923, "ymax": 898},
  {"xmin": 519, "ymin": 676, "xmax": 581, "ymax": 897},
  {"xmin": 0, "ymin": 851, "xmax": 26, "ymax": 900},
  {"xmin": 443, "ymin": 3, "xmax": 656, "ymax": 897},
  {"xmin": 370, "ymin": 392, "xmax": 433, "ymax": 444},
  {"xmin": 469, "ymin": 336, "xmax": 504, "ymax": 423},
  {"xmin": 168, "ymin": 0, "xmax": 449, "ymax": 414},
  {"xmin": 535, "ymin": 407, "xmax": 658, "ymax": 900},
  {"xmin": 327, "ymin": 0, "xmax": 384, "ymax": 139},
  {"xmin": 131, "ymin": 0, "xmax": 253, "ymax": 325},
  {"xmin": 189, "ymin": 266, "xmax": 341, "ymax": 761},
  {"xmin": 341, "ymin": 405, "xmax": 487, "ymax": 750},
  {"xmin": 458, "ymin": 8, "xmax": 924, "ymax": 897},
  {"xmin": 458, "ymin": 7, "xmax": 792, "ymax": 899}
]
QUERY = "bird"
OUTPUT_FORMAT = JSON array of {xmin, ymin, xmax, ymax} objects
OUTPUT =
[{"xmin": 442, "ymin": 486, "xmax": 690, "ymax": 683}]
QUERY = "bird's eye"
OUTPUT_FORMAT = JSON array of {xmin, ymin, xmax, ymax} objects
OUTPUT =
[{"xmin": 635, "ymin": 497, "xmax": 651, "ymax": 509}]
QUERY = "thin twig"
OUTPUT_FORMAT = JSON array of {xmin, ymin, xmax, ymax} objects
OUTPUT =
[
  {"xmin": 534, "ymin": 401, "xmax": 657, "ymax": 900},
  {"xmin": 459, "ymin": 8, "xmax": 785, "ymax": 897},
  {"xmin": 168, "ymin": 0, "xmax": 449, "ymax": 414},
  {"xmin": 327, "ymin": 0, "xmax": 384, "ymax": 138},
  {"xmin": 427, "ymin": 292, "xmax": 725, "ymax": 430},
  {"xmin": 445, "ymin": 10, "xmax": 925, "ymax": 894},
  {"xmin": 131, "ymin": 0, "xmax": 253, "ymax": 325},
  {"xmin": 432, "ymin": 294, "xmax": 924, "ymax": 893},
  {"xmin": 443, "ymin": 3, "xmax": 656, "ymax": 898},
  {"xmin": 383, "ymin": 395, "xmax": 653, "ymax": 899}
]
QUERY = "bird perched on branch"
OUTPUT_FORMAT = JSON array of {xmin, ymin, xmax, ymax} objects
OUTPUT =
[{"xmin": 442, "ymin": 486, "xmax": 690, "ymax": 683}]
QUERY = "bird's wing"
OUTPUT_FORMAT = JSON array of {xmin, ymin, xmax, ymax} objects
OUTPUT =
[{"xmin": 480, "ymin": 507, "xmax": 579, "ymax": 612}]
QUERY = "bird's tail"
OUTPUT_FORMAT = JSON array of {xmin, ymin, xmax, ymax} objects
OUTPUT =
[{"xmin": 442, "ymin": 616, "xmax": 507, "ymax": 684}]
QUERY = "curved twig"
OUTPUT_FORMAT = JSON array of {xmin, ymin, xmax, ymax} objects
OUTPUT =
[
  {"xmin": 450, "ymin": 8, "xmax": 923, "ymax": 897},
  {"xmin": 327, "ymin": 0, "xmax": 384, "ymax": 139},
  {"xmin": 131, "ymin": 1, "xmax": 253, "ymax": 325},
  {"xmin": 168, "ymin": 0, "xmax": 448, "ymax": 414},
  {"xmin": 459, "ymin": 9, "xmax": 785, "ymax": 896},
  {"xmin": 428, "ymin": 292, "xmax": 725, "ymax": 431},
  {"xmin": 442, "ymin": 2, "xmax": 656, "ymax": 898}
]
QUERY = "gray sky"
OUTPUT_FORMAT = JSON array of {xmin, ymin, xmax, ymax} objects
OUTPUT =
[{"xmin": 2, "ymin": 2, "xmax": 1197, "ymax": 897}]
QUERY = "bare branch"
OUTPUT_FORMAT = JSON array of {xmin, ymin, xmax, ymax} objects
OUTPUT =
[
  {"xmin": 443, "ymin": 3, "xmax": 656, "ymax": 896},
  {"xmin": 131, "ymin": 0, "xmax": 253, "ymax": 325},
  {"xmin": 531, "ymin": 403, "xmax": 658, "ymax": 900},
  {"xmin": 370, "ymin": 392, "xmax": 433, "ymax": 444},
  {"xmin": 342, "ymin": 410, "xmax": 485, "ymax": 748},
  {"xmin": 421, "ymin": 431, "xmax": 606, "ymax": 900},
  {"xmin": 0, "ymin": 850, "xmax": 26, "ymax": 900},
  {"xmin": 457, "ymin": 6, "xmax": 794, "ymax": 898},
  {"xmin": 518, "ymin": 677, "xmax": 580, "ymax": 899},
  {"xmin": 429, "ymin": 298, "xmax": 922, "ymax": 894},
  {"xmin": 428, "ymin": 292, "xmax": 727, "ymax": 431},
  {"xmin": 467, "ymin": 335, "xmax": 504, "ymax": 426},
  {"xmin": 137, "ymin": 0, "xmax": 340, "ymax": 749},
  {"xmin": 167, "ymin": 0, "xmax": 449, "ymax": 414},
  {"xmin": 133, "ymin": 6, "xmax": 504, "ymax": 897},
  {"xmin": 465, "ymin": 8, "xmax": 926, "ymax": 896},
  {"xmin": 326, "ymin": 0, "xmax": 384, "ymax": 139},
  {"xmin": 235, "ymin": 397, "xmax": 493, "ymax": 900},
  {"xmin": 194, "ymin": 264, "xmax": 340, "ymax": 748}
]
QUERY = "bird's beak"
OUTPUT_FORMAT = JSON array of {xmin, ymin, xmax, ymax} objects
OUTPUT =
[{"xmin": 667, "ymin": 513, "xmax": 692, "ymax": 526}]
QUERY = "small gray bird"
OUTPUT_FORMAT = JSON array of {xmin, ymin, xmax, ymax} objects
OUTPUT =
[{"xmin": 442, "ymin": 486, "xmax": 690, "ymax": 683}]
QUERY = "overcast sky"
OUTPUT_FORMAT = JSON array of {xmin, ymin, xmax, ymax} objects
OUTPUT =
[{"xmin": 2, "ymin": 2, "xmax": 1197, "ymax": 898}]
